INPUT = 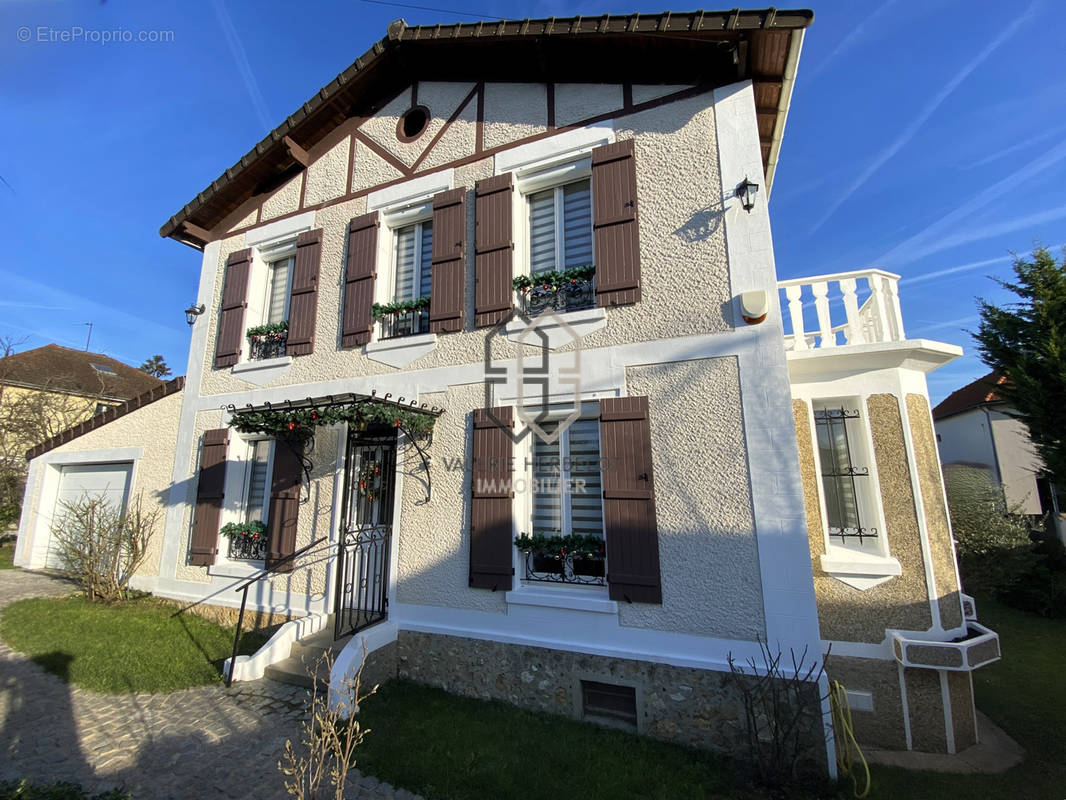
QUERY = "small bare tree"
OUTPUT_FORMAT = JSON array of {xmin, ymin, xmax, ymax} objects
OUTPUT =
[
  {"xmin": 50, "ymin": 493, "xmax": 159, "ymax": 602},
  {"xmin": 279, "ymin": 646, "xmax": 378, "ymax": 800},
  {"xmin": 726, "ymin": 640, "xmax": 830, "ymax": 788}
]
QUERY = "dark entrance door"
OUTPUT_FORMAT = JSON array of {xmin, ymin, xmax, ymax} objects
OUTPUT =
[{"xmin": 333, "ymin": 427, "xmax": 396, "ymax": 640}]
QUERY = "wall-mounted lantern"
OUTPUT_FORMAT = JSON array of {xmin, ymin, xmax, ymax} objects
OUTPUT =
[
  {"xmin": 740, "ymin": 290, "xmax": 769, "ymax": 325},
  {"xmin": 735, "ymin": 177, "xmax": 760, "ymax": 213},
  {"xmin": 184, "ymin": 304, "xmax": 205, "ymax": 326}
]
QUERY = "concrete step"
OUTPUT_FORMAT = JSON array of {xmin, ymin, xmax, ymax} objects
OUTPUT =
[
  {"xmin": 263, "ymin": 620, "xmax": 353, "ymax": 689},
  {"xmin": 263, "ymin": 655, "xmax": 330, "ymax": 689}
]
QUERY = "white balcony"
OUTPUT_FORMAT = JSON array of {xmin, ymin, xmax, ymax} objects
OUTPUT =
[{"xmin": 779, "ymin": 269, "xmax": 905, "ymax": 352}]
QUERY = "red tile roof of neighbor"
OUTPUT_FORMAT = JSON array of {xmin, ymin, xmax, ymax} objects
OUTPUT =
[
  {"xmin": 0, "ymin": 344, "xmax": 164, "ymax": 400},
  {"xmin": 932, "ymin": 371, "xmax": 1009, "ymax": 420}
]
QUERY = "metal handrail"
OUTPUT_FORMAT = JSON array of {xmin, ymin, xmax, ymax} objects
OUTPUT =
[{"xmin": 225, "ymin": 535, "xmax": 330, "ymax": 687}]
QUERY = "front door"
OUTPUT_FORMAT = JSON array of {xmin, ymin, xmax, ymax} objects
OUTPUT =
[{"xmin": 333, "ymin": 428, "xmax": 396, "ymax": 639}]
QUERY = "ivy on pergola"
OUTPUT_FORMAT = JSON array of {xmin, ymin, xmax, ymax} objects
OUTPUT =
[
  {"xmin": 224, "ymin": 392, "xmax": 442, "ymax": 502},
  {"xmin": 227, "ymin": 398, "xmax": 436, "ymax": 441}
]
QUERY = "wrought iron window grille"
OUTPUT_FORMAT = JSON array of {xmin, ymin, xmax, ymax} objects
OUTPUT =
[
  {"xmin": 522, "ymin": 549, "xmax": 606, "ymax": 586},
  {"xmin": 228, "ymin": 535, "xmax": 267, "ymax": 561},
  {"xmin": 248, "ymin": 332, "xmax": 288, "ymax": 360},
  {"xmin": 518, "ymin": 277, "xmax": 595, "ymax": 316},
  {"xmin": 815, "ymin": 405, "xmax": 877, "ymax": 546},
  {"xmin": 376, "ymin": 308, "xmax": 431, "ymax": 340}
]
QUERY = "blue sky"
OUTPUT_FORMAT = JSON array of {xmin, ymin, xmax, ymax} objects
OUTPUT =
[{"xmin": 1, "ymin": 0, "xmax": 1063, "ymax": 401}]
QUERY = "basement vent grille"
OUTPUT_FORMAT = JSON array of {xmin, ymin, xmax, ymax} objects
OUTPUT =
[{"xmin": 580, "ymin": 680, "xmax": 637, "ymax": 726}]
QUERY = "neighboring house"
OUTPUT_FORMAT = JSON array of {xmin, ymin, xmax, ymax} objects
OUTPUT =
[
  {"xmin": 0, "ymin": 344, "xmax": 163, "ymax": 457},
  {"xmin": 15, "ymin": 9, "xmax": 1000, "ymax": 768},
  {"xmin": 934, "ymin": 371, "xmax": 1064, "ymax": 536}
]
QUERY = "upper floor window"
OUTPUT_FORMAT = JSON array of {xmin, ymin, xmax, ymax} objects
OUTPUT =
[
  {"xmin": 375, "ymin": 204, "xmax": 434, "ymax": 340},
  {"xmin": 812, "ymin": 400, "xmax": 881, "ymax": 553},
  {"xmin": 516, "ymin": 160, "xmax": 596, "ymax": 316},
  {"xmin": 247, "ymin": 239, "xmax": 296, "ymax": 360}
]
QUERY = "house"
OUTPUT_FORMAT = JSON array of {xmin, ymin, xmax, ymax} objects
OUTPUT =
[
  {"xmin": 14, "ymin": 9, "xmax": 1000, "ymax": 768},
  {"xmin": 934, "ymin": 370, "xmax": 1064, "ymax": 539},
  {"xmin": 0, "ymin": 344, "xmax": 163, "ymax": 456}
]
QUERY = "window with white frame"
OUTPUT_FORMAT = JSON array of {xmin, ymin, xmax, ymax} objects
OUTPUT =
[
  {"xmin": 247, "ymin": 239, "xmax": 295, "ymax": 360},
  {"xmin": 224, "ymin": 437, "xmax": 274, "ymax": 562},
  {"xmin": 812, "ymin": 400, "xmax": 882, "ymax": 553},
  {"xmin": 516, "ymin": 160, "xmax": 595, "ymax": 315},
  {"xmin": 376, "ymin": 204, "xmax": 434, "ymax": 339},
  {"xmin": 519, "ymin": 409, "xmax": 606, "ymax": 586}
]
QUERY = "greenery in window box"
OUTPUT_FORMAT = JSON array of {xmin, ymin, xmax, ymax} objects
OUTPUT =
[
  {"xmin": 220, "ymin": 520, "xmax": 267, "ymax": 543},
  {"xmin": 514, "ymin": 532, "xmax": 606, "ymax": 560},
  {"xmin": 371, "ymin": 296, "xmax": 430, "ymax": 319},
  {"xmin": 513, "ymin": 265, "xmax": 595, "ymax": 294},
  {"xmin": 246, "ymin": 321, "xmax": 289, "ymax": 339},
  {"xmin": 228, "ymin": 399, "xmax": 436, "ymax": 442}
]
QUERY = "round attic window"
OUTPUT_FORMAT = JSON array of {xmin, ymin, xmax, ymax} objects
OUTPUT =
[{"xmin": 397, "ymin": 105, "xmax": 430, "ymax": 142}]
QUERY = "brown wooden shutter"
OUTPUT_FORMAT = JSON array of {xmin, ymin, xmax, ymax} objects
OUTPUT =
[
  {"xmin": 430, "ymin": 187, "xmax": 467, "ymax": 333},
  {"xmin": 592, "ymin": 140, "xmax": 641, "ymax": 307},
  {"xmin": 286, "ymin": 229, "xmax": 322, "ymax": 356},
  {"xmin": 474, "ymin": 174, "xmax": 514, "ymax": 327},
  {"xmin": 190, "ymin": 428, "xmax": 228, "ymax": 566},
  {"xmin": 469, "ymin": 406, "xmax": 514, "ymax": 591},
  {"xmin": 265, "ymin": 439, "xmax": 303, "ymax": 572},
  {"xmin": 600, "ymin": 396, "xmax": 661, "ymax": 604},
  {"xmin": 342, "ymin": 212, "xmax": 378, "ymax": 347},
  {"xmin": 215, "ymin": 249, "xmax": 252, "ymax": 368}
]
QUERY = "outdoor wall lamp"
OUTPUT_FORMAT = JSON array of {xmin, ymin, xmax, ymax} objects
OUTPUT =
[
  {"xmin": 184, "ymin": 304, "xmax": 205, "ymax": 326},
  {"xmin": 735, "ymin": 177, "xmax": 759, "ymax": 213}
]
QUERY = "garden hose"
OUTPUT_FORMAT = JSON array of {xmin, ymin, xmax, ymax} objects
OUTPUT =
[{"xmin": 829, "ymin": 679, "xmax": 871, "ymax": 799}]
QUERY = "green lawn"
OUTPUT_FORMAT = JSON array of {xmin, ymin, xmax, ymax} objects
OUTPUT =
[
  {"xmin": 866, "ymin": 596, "xmax": 1064, "ymax": 799},
  {"xmin": 0, "ymin": 595, "xmax": 267, "ymax": 693},
  {"xmin": 0, "ymin": 537, "xmax": 15, "ymax": 569},
  {"xmin": 351, "ymin": 597, "xmax": 1060, "ymax": 800},
  {"xmin": 354, "ymin": 680, "xmax": 768, "ymax": 800}
]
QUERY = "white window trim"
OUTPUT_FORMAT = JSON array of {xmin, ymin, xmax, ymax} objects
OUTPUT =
[
  {"xmin": 512, "ymin": 158, "xmax": 594, "ymax": 284},
  {"xmin": 808, "ymin": 396, "xmax": 901, "ymax": 585},
  {"xmin": 362, "ymin": 198, "xmax": 440, "ymax": 367},
  {"xmin": 237, "ymin": 234, "xmax": 298, "ymax": 368},
  {"xmin": 510, "ymin": 404, "xmax": 609, "ymax": 600},
  {"xmin": 210, "ymin": 433, "xmax": 275, "ymax": 575}
]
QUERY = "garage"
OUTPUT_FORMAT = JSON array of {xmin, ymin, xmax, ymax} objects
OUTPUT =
[{"xmin": 46, "ymin": 462, "xmax": 133, "ymax": 568}]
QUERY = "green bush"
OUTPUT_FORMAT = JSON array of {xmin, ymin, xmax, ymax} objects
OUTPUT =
[
  {"xmin": 0, "ymin": 780, "xmax": 131, "ymax": 800},
  {"xmin": 946, "ymin": 464, "xmax": 1066, "ymax": 617}
]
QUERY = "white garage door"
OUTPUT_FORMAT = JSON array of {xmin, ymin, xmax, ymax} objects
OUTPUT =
[{"xmin": 46, "ymin": 463, "xmax": 133, "ymax": 568}]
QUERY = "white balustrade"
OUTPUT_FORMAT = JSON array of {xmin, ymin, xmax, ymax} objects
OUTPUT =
[{"xmin": 777, "ymin": 269, "xmax": 904, "ymax": 351}]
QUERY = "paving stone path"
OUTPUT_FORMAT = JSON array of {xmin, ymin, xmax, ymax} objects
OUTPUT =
[{"xmin": 0, "ymin": 568, "xmax": 421, "ymax": 800}]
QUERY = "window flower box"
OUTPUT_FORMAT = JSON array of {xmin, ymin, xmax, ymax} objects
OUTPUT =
[
  {"xmin": 516, "ymin": 532, "xmax": 606, "ymax": 586},
  {"xmin": 221, "ymin": 520, "xmax": 267, "ymax": 561},
  {"xmin": 372, "ymin": 297, "xmax": 431, "ymax": 339},
  {"xmin": 246, "ymin": 321, "xmax": 288, "ymax": 360},
  {"xmin": 514, "ymin": 266, "xmax": 595, "ymax": 316}
]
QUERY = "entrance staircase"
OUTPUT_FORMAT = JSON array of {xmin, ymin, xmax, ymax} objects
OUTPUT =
[{"xmin": 263, "ymin": 615, "xmax": 352, "ymax": 688}]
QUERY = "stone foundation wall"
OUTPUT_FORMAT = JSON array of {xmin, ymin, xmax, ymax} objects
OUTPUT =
[
  {"xmin": 395, "ymin": 631, "xmax": 825, "ymax": 766},
  {"xmin": 169, "ymin": 599, "xmax": 296, "ymax": 632}
]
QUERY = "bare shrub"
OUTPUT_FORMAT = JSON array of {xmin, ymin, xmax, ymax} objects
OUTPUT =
[
  {"xmin": 50, "ymin": 493, "xmax": 158, "ymax": 602},
  {"xmin": 726, "ymin": 640, "xmax": 829, "ymax": 789},
  {"xmin": 279, "ymin": 645, "xmax": 378, "ymax": 800}
]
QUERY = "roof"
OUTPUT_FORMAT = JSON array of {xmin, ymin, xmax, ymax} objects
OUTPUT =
[
  {"xmin": 26, "ymin": 376, "xmax": 185, "ymax": 460},
  {"xmin": 161, "ymin": 8, "xmax": 813, "ymax": 248},
  {"xmin": 932, "ymin": 371, "xmax": 1009, "ymax": 420},
  {"xmin": 0, "ymin": 344, "xmax": 165, "ymax": 401}
]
